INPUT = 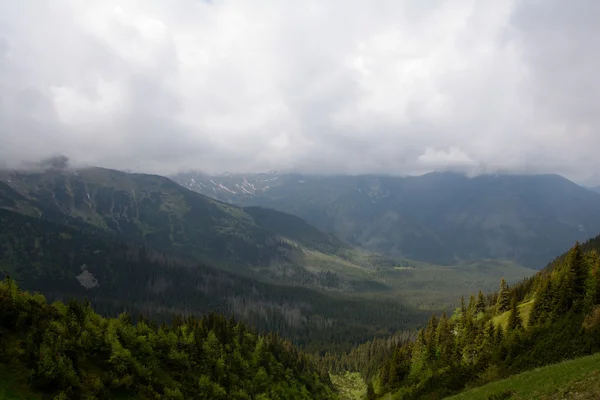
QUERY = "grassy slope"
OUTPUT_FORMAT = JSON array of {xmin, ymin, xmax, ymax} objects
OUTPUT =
[
  {"xmin": 492, "ymin": 299, "xmax": 535, "ymax": 329},
  {"xmin": 330, "ymin": 372, "xmax": 367, "ymax": 400},
  {"xmin": 445, "ymin": 352, "xmax": 600, "ymax": 400},
  {"xmin": 303, "ymin": 249, "xmax": 536, "ymax": 310}
]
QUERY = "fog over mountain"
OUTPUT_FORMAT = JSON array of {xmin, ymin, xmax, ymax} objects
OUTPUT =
[{"xmin": 1, "ymin": 1, "xmax": 600, "ymax": 184}]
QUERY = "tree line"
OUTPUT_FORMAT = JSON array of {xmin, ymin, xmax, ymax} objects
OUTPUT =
[{"xmin": 353, "ymin": 242, "xmax": 600, "ymax": 399}]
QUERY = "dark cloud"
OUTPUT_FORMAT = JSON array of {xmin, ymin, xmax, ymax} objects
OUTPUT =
[{"xmin": 0, "ymin": 1, "xmax": 598, "ymax": 182}]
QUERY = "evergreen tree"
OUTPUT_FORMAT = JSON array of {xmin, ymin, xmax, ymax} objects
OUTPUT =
[
  {"xmin": 366, "ymin": 381, "xmax": 376, "ymax": 400},
  {"xmin": 476, "ymin": 290, "xmax": 486, "ymax": 315},
  {"xmin": 496, "ymin": 278, "xmax": 510, "ymax": 314},
  {"xmin": 585, "ymin": 250, "xmax": 600, "ymax": 308},
  {"xmin": 468, "ymin": 294, "xmax": 477, "ymax": 315},
  {"xmin": 435, "ymin": 313, "xmax": 455, "ymax": 365},
  {"xmin": 495, "ymin": 324, "xmax": 504, "ymax": 344},
  {"xmin": 507, "ymin": 297, "xmax": 523, "ymax": 332},
  {"xmin": 424, "ymin": 315, "xmax": 438, "ymax": 361},
  {"xmin": 555, "ymin": 243, "xmax": 588, "ymax": 315},
  {"xmin": 530, "ymin": 278, "xmax": 552, "ymax": 326}
]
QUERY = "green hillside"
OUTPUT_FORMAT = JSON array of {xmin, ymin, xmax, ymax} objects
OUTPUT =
[
  {"xmin": 0, "ymin": 167, "xmax": 537, "ymax": 353},
  {"xmin": 0, "ymin": 208, "xmax": 425, "ymax": 352},
  {"xmin": 176, "ymin": 171, "xmax": 600, "ymax": 268},
  {"xmin": 358, "ymin": 239, "xmax": 600, "ymax": 400},
  {"xmin": 446, "ymin": 352, "xmax": 600, "ymax": 400},
  {"xmin": 0, "ymin": 167, "xmax": 344, "ymax": 270},
  {"xmin": 0, "ymin": 279, "xmax": 337, "ymax": 399}
]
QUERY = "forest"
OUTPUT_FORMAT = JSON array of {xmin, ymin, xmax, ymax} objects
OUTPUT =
[
  {"xmin": 0, "ymin": 278, "xmax": 337, "ymax": 399},
  {"xmin": 335, "ymin": 241, "xmax": 600, "ymax": 399}
]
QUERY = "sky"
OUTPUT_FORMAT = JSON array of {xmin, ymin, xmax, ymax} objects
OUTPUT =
[{"xmin": 0, "ymin": 1, "xmax": 599, "ymax": 183}]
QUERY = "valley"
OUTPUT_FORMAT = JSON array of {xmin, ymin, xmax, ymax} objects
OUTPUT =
[
  {"xmin": 1, "ymin": 165, "xmax": 600, "ymax": 399},
  {"xmin": 0, "ymin": 167, "xmax": 535, "ymax": 351}
]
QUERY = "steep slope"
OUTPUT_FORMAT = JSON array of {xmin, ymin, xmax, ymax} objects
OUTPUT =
[
  {"xmin": 0, "ymin": 167, "xmax": 346, "ymax": 271},
  {"xmin": 366, "ymin": 235, "xmax": 600, "ymax": 399},
  {"xmin": 445, "ymin": 352, "xmax": 600, "ymax": 400},
  {"xmin": 0, "ymin": 208, "xmax": 425, "ymax": 351},
  {"xmin": 174, "ymin": 171, "xmax": 600, "ymax": 268},
  {"xmin": 0, "ymin": 167, "xmax": 534, "ymax": 302}
]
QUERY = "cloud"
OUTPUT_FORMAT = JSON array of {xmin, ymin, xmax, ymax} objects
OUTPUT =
[
  {"xmin": 0, "ymin": 0, "xmax": 598, "ymax": 182},
  {"xmin": 417, "ymin": 147, "xmax": 478, "ymax": 171}
]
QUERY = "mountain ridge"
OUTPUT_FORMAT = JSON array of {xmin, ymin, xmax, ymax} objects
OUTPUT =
[{"xmin": 173, "ymin": 171, "xmax": 600, "ymax": 268}]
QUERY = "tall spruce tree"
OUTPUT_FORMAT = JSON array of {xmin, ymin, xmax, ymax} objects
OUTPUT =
[
  {"xmin": 496, "ymin": 278, "xmax": 510, "ymax": 314},
  {"xmin": 529, "ymin": 278, "xmax": 552, "ymax": 326},
  {"xmin": 585, "ymin": 250, "xmax": 600, "ymax": 308},
  {"xmin": 476, "ymin": 290, "xmax": 486, "ymax": 315},
  {"xmin": 468, "ymin": 294, "xmax": 477, "ymax": 315},
  {"xmin": 555, "ymin": 242, "xmax": 588, "ymax": 314},
  {"xmin": 507, "ymin": 297, "xmax": 523, "ymax": 331}
]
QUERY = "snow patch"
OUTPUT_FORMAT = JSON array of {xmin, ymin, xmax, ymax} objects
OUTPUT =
[{"xmin": 218, "ymin": 183, "xmax": 237, "ymax": 194}]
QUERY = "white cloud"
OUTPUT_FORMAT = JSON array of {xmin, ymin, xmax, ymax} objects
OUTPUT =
[
  {"xmin": 0, "ymin": 0, "xmax": 599, "ymax": 182},
  {"xmin": 417, "ymin": 147, "xmax": 478, "ymax": 170}
]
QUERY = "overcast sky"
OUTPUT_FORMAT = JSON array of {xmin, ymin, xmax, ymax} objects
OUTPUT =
[{"xmin": 0, "ymin": 1, "xmax": 599, "ymax": 182}]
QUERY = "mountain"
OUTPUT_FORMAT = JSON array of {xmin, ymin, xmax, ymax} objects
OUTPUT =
[
  {"xmin": 588, "ymin": 185, "xmax": 600, "ymax": 194},
  {"xmin": 0, "ymin": 206, "xmax": 427, "ymax": 352},
  {"xmin": 0, "ymin": 167, "xmax": 534, "ymax": 300},
  {"xmin": 0, "ymin": 166, "xmax": 538, "ymax": 352},
  {"xmin": 174, "ymin": 171, "xmax": 600, "ymax": 268},
  {"xmin": 0, "ymin": 166, "xmax": 347, "ymax": 272}
]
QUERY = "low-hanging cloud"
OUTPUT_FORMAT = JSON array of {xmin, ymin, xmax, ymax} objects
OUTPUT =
[{"xmin": 1, "ymin": 0, "xmax": 599, "ymax": 183}]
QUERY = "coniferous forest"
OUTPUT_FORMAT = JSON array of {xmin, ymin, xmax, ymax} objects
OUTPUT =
[
  {"xmin": 361, "ymin": 241, "xmax": 600, "ymax": 399},
  {"xmin": 0, "ymin": 278, "xmax": 336, "ymax": 399}
]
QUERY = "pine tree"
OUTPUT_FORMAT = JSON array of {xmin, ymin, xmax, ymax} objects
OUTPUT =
[
  {"xmin": 507, "ymin": 297, "xmax": 523, "ymax": 332},
  {"xmin": 424, "ymin": 315, "xmax": 438, "ymax": 361},
  {"xmin": 485, "ymin": 321, "xmax": 496, "ymax": 342},
  {"xmin": 555, "ymin": 242, "xmax": 588, "ymax": 315},
  {"xmin": 530, "ymin": 278, "xmax": 552, "ymax": 326},
  {"xmin": 435, "ymin": 313, "xmax": 455, "ymax": 365},
  {"xmin": 495, "ymin": 324, "xmax": 504, "ymax": 344},
  {"xmin": 476, "ymin": 290, "xmax": 486, "ymax": 315},
  {"xmin": 366, "ymin": 381, "xmax": 376, "ymax": 400},
  {"xmin": 496, "ymin": 279, "xmax": 510, "ymax": 314},
  {"xmin": 585, "ymin": 250, "xmax": 600, "ymax": 308},
  {"xmin": 468, "ymin": 294, "xmax": 476, "ymax": 315},
  {"xmin": 570, "ymin": 242, "xmax": 589, "ymax": 309}
]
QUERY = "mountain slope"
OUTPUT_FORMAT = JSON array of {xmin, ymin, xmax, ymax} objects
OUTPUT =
[
  {"xmin": 0, "ymin": 207, "xmax": 426, "ymax": 351},
  {"xmin": 0, "ymin": 167, "xmax": 535, "ymax": 302},
  {"xmin": 0, "ymin": 167, "xmax": 346, "ymax": 271},
  {"xmin": 174, "ymin": 171, "xmax": 600, "ymax": 268},
  {"xmin": 367, "ymin": 234, "xmax": 600, "ymax": 399},
  {"xmin": 445, "ymin": 352, "xmax": 600, "ymax": 400}
]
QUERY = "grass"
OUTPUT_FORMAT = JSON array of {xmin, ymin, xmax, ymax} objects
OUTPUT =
[
  {"xmin": 492, "ymin": 299, "xmax": 535, "ymax": 329},
  {"xmin": 330, "ymin": 372, "xmax": 367, "ymax": 400},
  {"xmin": 303, "ymin": 247, "xmax": 536, "ymax": 311},
  {"xmin": 445, "ymin": 352, "xmax": 600, "ymax": 400}
]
